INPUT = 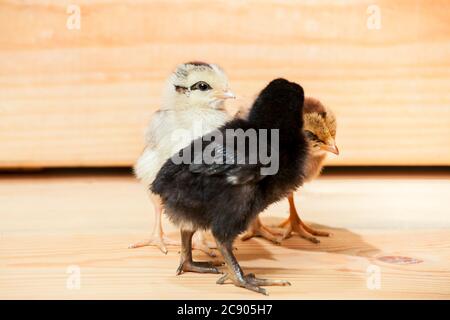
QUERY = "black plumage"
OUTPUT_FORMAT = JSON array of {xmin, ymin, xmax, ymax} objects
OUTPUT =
[{"xmin": 151, "ymin": 78, "xmax": 308, "ymax": 295}]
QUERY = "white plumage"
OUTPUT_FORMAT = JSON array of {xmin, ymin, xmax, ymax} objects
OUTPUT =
[{"xmin": 134, "ymin": 107, "xmax": 230, "ymax": 186}]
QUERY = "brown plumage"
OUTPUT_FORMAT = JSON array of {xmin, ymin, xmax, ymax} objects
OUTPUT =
[
  {"xmin": 242, "ymin": 97, "xmax": 339, "ymax": 244},
  {"xmin": 302, "ymin": 97, "xmax": 338, "ymax": 180}
]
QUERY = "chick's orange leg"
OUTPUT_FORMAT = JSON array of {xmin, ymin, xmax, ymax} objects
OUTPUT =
[
  {"xmin": 128, "ymin": 193, "xmax": 179, "ymax": 254},
  {"xmin": 279, "ymin": 192, "xmax": 330, "ymax": 243},
  {"xmin": 241, "ymin": 217, "xmax": 285, "ymax": 245}
]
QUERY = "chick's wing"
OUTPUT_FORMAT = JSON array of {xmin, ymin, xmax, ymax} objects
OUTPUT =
[{"xmin": 188, "ymin": 137, "xmax": 266, "ymax": 185}]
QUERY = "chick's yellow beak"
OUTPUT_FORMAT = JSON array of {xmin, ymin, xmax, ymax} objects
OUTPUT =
[
  {"xmin": 215, "ymin": 90, "xmax": 236, "ymax": 100},
  {"xmin": 321, "ymin": 144, "xmax": 339, "ymax": 155}
]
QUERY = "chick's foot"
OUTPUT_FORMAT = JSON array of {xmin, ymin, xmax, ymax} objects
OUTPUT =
[
  {"xmin": 176, "ymin": 260, "xmax": 222, "ymax": 275},
  {"xmin": 217, "ymin": 273, "xmax": 290, "ymax": 296},
  {"xmin": 128, "ymin": 234, "xmax": 179, "ymax": 254},
  {"xmin": 241, "ymin": 218, "xmax": 284, "ymax": 245},
  {"xmin": 129, "ymin": 233, "xmax": 217, "ymax": 257},
  {"xmin": 216, "ymin": 239, "xmax": 290, "ymax": 296},
  {"xmin": 279, "ymin": 217, "xmax": 330, "ymax": 243}
]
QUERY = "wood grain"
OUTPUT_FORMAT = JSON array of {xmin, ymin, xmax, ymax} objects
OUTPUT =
[
  {"xmin": 0, "ymin": 0, "xmax": 449, "ymax": 167},
  {"xmin": 1, "ymin": 171, "xmax": 449, "ymax": 299}
]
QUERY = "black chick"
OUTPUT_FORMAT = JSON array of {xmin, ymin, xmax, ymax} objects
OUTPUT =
[{"xmin": 151, "ymin": 78, "xmax": 308, "ymax": 295}]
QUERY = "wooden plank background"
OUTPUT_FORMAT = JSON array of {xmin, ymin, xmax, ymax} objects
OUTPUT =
[{"xmin": 0, "ymin": 0, "xmax": 449, "ymax": 167}]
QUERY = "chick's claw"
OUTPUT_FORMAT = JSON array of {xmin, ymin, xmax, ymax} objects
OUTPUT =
[
  {"xmin": 301, "ymin": 223, "xmax": 331, "ymax": 238},
  {"xmin": 245, "ymin": 273, "xmax": 291, "ymax": 287},
  {"xmin": 280, "ymin": 217, "xmax": 329, "ymax": 244},
  {"xmin": 217, "ymin": 273, "xmax": 290, "ymax": 295},
  {"xmin": 216, "ymin": 273, "xmax": 267, "ymax": 295},
  {"xmin": 280, "ymin": 220, "xmax": 320, "ymax": 243}
]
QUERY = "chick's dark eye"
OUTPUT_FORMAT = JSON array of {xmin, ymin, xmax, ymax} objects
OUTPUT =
[
  {"xmin": 304, "ymin": 130, "xmax": 318, "ymax": 141},
  {"xmin": 199, "ymin": 82, "xmax": 209, "ymax": 91},
  {"xmin": 305, "ymin": 130, "xmax": 325, "ymax": 143},
  {"xmin": 191, "ymin": 81, "xmax": 211, "ymax": 91}
]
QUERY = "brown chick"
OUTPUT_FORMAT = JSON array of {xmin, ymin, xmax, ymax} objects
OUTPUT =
[{"xmin": 241, "ymin": 97, "xmax": 339, "ymax": 244}]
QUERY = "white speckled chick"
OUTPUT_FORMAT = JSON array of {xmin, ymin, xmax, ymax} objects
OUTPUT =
[{"xmin": 130, "ymin": 62, "xmax": 234, "ymax": 254}]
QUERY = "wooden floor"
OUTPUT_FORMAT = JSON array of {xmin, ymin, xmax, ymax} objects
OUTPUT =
[{"xmin": 1, "ymin": 170, "xmax": 450, "ymax": 299}]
